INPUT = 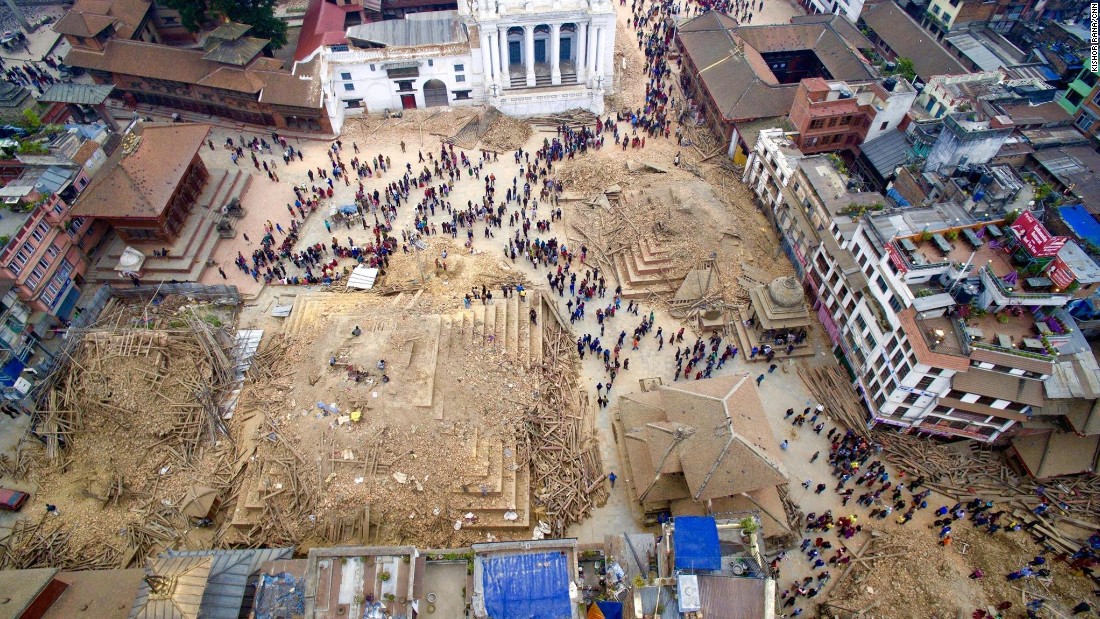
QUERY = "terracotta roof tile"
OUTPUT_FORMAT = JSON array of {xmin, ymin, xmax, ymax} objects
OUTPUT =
[
  {"xmin": 860, "ymin": 1, "xmax": 967, "ymax": 80},
  {"xmin": 54, "ymin": 0, "xmax": 150, "ymax": 39},
  {"xmin": 72, "ymin": 123, "xmax": 210, "ymax": 219}
]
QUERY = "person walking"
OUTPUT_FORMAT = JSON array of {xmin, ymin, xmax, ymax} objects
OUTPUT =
[
  {"xmin": 756, "ymin": 374, "xmax": 765, "ymax": 386},
  {"xmin": 608, "ymin": 472, "xmax": 617, "ymax": 489}
]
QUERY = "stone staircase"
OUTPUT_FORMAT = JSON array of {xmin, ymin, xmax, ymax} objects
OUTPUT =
[
  {"xmin": 613, "ymin": 237, "xmax": 683, "ymax": 299},
  {"xmin": 452, "ymin": 431, "xmax": 531, "ymax": 530},
  {"xmin": 433, "ymin": 291, "xmax": 543, "ymax": 373},
  {"xmin": 89, "ymin": 167, "xmax": 251, "ymax": 283}
]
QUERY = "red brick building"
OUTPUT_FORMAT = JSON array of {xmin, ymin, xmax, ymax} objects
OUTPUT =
[
  {"xmin": 70, "ymin": 124, "xmax": 211, "ymax": 243},
  {"xmin": 788, "ymin": 77, "xmax": 916, "ymax": 155}
]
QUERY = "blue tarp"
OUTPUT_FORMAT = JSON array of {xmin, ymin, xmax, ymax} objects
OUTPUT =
[
  {"xmin": 1059, "ymin": 204, "xmax": 1100, "ymax": 247},
  {"xmin": 590, "ymin": 601, "xmax": 624, "ymax": 619},
  {"xmin": 673, "ymin": 516, "xmax": 722, "ymax": 571},
  {"xmin": 482, "ymin": 551, "xmax": 572, "ymax": 618},
  {"xmin": 886, "ymin": 187, "xmax": 911, "ymax": 207},
  {"xmin": 339, "ymin": 204, "xmax": 358, "ymax": 214}
]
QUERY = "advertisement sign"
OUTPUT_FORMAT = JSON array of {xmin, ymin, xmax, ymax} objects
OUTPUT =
[
  {"xmin": 1010, "ymin": 212, "xmax": 1068, "ymax": 258},
  {"xmin": 1047, "ymin": 256, "xmax": 1076, "ymax": 289}
]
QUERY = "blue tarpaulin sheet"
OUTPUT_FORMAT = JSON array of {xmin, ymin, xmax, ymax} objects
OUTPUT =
[
  {"xmin": 339, "ymin": 204, "xmax": 358, "ymax": 214},
  {"xmin": 1059, "ymin": 204, "xmax": 1100, "ymax": 247},
  {"xmin": 588, "ymin": 601, "xmax": 624, "ymax": 619},
  {"xmin": 482, "ymin": 551, "xmax": 572, "ymax": 618},
  {"xmin": 674, "ymin": 516, "xmax": 721, "ymax": 571},
  {"xmin": 887, "ymin": 187, "xmax": 911, "ymax": 207}
]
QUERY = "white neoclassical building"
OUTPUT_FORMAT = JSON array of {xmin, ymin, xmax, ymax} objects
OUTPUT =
[
  {"xmin": 460, "ymin": 0, "xmax": 617, "ymax": 115},
  {"xmin": 316, "ymin": 0, "xmax": 615, "ymax": 130}
]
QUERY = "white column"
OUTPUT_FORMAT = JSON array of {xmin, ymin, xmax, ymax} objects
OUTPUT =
[
  {"xmin": 594, "ymin": 26, "xmax": 604, "ymax": 80},
  {"xmin": 498, "ymin": 27, "xmax": 510, "ymax": 86},
  {"xmin": 481, "ymin": 30, "xmax": 494, "ymax": 87},
  {"xmin": 576, "ymin": 22, "xmax": 588, "ymax": 81},
  {"xmin": 524, "ymin": 24, "xmax": 535, "ymax": 87},
  {"xmin": 550, "ymin": 23, "xmax": 561, "ymax": 85},
  {"xmin": 487, "ymin": 27, "xmax": 499, "ymax": 86}
]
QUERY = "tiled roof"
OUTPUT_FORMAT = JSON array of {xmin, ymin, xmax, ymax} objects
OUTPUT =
[
  {"xmin": 53, "ymin": 0, "xmax": 150, "ymax": 40},
  {"xmin": 71, "ymin": 123, "xmax": 210, "ymax": 219},
  {"xmin": 65, "ymin": 40, "xmax": 261, "ymax": 93},
  {"xmin": 618, "ymin": 375, "xmax": 791, "ymax": 505},
  {"xmin": 678, "ymin": 11, "xmax": 874, "ymax": 122},
  {"xmin": 38, "ymin": 82, "xmax": 115, "ymax": 105},
  {"xmin": 64, "ymin": 39, "xmax": 323, "ymax": 109},
  {"xmin": 860, "ymin": 1, "xmax": 967, "ymax": 81},
  {"xmin": 294, "ymin": 0, "xmax": 355, "ymax": 62},
  {"xmin": 257, "ymin": 56, "xmax": 324, "ymax": 108}
]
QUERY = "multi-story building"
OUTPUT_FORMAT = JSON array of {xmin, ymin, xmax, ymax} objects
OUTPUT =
[
  {"xmin": 787, "ymin": 76, "xmax": 915, "ymax": 155},
  {"xmin": 1057, "ymin": 66, "xmax": 1099, "ymax": 121},
  {"xmin": 924, "ymin": 112, "xmax": 1014, "ymax": 171},
  {"xmin": 676, "ymin": 11, "xmax": 876, "ymax": 162},
  {"xmin": 318, "ymin": 0, "xmax": 616, "ymax": 127},
  {"xmin": 61, "ymin": 8, "xmax": 333, "ymax": 134},
  {"xmin": 922, "ymin": 0, "xmax": 1001, "ymax": 36},
  {"xmin": 749, "ymin": 126, "xmax": 1100, "ymax": 444}
]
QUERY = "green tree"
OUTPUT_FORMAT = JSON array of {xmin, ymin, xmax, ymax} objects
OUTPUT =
[
  {"xmin": 163, "ymin": 0, "xmax": 288, "ymax": 50},
  {"xmin": 894, "ymin": 57, "xmax": 916, "ymax": 82}
]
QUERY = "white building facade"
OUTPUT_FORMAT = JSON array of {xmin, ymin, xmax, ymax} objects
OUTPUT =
[
  {"xmin": 460, "ymin": 0, "xmax": 616, "ymax": 116},
  {"xmin": 317, "ymin": 0, "xmax": 616, "ymax": 131}
]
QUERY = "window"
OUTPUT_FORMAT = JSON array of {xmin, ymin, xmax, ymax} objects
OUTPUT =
[
  {"xmin": 840, "ymin": 115, "xmax": 851, "ymax": 125},
  {"xmin": 454, "ymin": 90, "xmax": 473, "ymax": 100},
  {"xmin": 454, "ymin": 63, "xmax": 465, "ymax": 72},
  {"xmin": 1076, "ymin": 110, "xmax": 1097, "ymax": 132},
  {"xmin": 428, "ymin": 59, "xmax": 433, "ymax": 67},
  {"xmin": 369, "ymin": 64, "xmax": 376, "ymax": 71},
  {"xmin": 880, "ymin": 121, "xmax": 889, "ymax": 130},
  {"xmin": 916, "ymin": 376, "xmax": 935, "ymax": 390},
  {"xmin": 344, "ymin": 99, "xmax": 363, "ymax": 108},
  {"xmin": 31, "ymin": 222, "xmax": 47, "ymax": 242},
  {"xmin": 343, "ymin": 83, "xmax": 355, "ymax": 91},
  {"xmin": 1066, "ymin": 90, "xmax": 1084, "ymax": 106},
  {"xmin": 340, "ymin": 72, "xmax": 352, "ymax": 80},
  {"xmin": 1093, "ymin": 89, "xmax": 1100, "ymax": 106},
  {"xmin": 330, "ymin": 44, "xmax": 349, "ymax": 52},
  {"xmin": 810, "ymin": 119, "xmax": 825, "ymax": 130},
  {"xmin": 456, "ymin": 75, "xmax": 466, "ymax": 82},
  {"xmin": 396, "ymin": 80, "xmax": 415, "ymax": 92},
  {"xmin": 876, "ymin": 276, "xmax": 888, "ymax": 293},
  {"xmin": 1082, "ymin": 70, "xmax": 1099, "ymax": 87},
  {"xmin": 46, "ymin": 244, "xmax": 59, "ymax": 258},
  {"xmin": 931, "ymin": 4, "xmax": 941, "ymax": 14},
  {"xmin": 827, "ymin": 117, "xmax": 838, "ymax": 127},
  {"xmin": 162, "ymin": 15, "xmax": 178, "ymax": 24}
]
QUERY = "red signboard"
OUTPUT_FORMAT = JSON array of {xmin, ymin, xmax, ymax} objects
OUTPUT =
[
  {"xmin": 1010, "ymin": 212, "xmax": 1068, "ymax": 258},
  {"xmin": 886, "ymin": 242, "xmax": 909, "ymax": 273},
  {"xmin": 1046, "ymin": 256, "xmax": 1076, "ymax": 289}
]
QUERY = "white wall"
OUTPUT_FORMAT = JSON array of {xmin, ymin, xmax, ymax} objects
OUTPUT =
[{"xmin": 330, "ymin": 49, "xmax": 481, "ymax": 114}]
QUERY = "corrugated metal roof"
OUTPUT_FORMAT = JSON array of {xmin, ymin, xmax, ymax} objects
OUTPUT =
[
  {"xmin": 130, "ymin": 555, "xmax": 213, "ymax": 619},
  {"xmin": 945, "ymin": 33, "xmax": 1006, "ymax": 71},
  {"xmin": 38, "ymin": 83, "xmax": 115, "ymax": 105},
  {"xmin": 347, "ymin": 12, "xmax": 466, "ymax": 47},
  {"xmin": 696, "ymin": 575, "xmax": 767, "ymax": 619},
  {"xmin": 159, "ymin": 548, "xmax": 294, "ymax": 619},
  {"xmin": 860, "ymin": 129, "xmax": 909, "ymax": 177}
]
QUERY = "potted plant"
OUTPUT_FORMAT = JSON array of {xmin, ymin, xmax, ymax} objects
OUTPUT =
[
  {"xmin": 379, "ymin": 571, "xmax": 391, "ymax": 582},
  {"xmin": 739, "ymin": 517, "xmax": 758, "ymax": 537}
]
